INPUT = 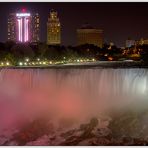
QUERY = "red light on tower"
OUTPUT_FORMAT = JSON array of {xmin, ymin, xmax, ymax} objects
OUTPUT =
[{"xmin": 22, "ymin": 8, "xmax": 26, "ymax": 12}]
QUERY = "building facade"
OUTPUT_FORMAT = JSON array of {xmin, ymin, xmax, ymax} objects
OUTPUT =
[
  {"xmin": 8, "ymin": 9, "xmax": 40, "ymax": 43},
  {"xmin": 8, "ymin": 13, "xmax": 16, "ymax": 41},
  {"xmin": 47, "ymin": 9, "xmax": 61, "ymax": 45},
  {"xmin": 77, "ymin": 24, "xmax": 103, "ymax": 48},
  {"xmin": 137, "ymin": 38, "xmax": 148, "ymax": 45},
  {"xmin": 126, "ymin": 39, "xmax": 135, "ymax": 48},
  {"xmin": 31, "ymin": 13, "xmax": 40, "ymax": 42}
]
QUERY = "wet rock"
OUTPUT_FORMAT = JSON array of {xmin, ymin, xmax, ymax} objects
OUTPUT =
[
  {"xmin": 6, "ymin": 118, "xmax": 54, "ymax": 146},
  {"xmin": 58, "ymin": 118, "xmax": 77, "ymax": 129},
  {"xmin": 59, "ymin": 117, "xmax": 99, "ymax": 145},
  {"xmin": 26, "ymin": 135, "xmax": 49, "ymax": 146}
]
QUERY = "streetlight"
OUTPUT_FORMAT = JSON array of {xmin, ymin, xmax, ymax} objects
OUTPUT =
[
  {"xmin": 19, "ymin": 62, "xmax": 23, "ymax": 66},
  {"xmin": 37, "ymin": 58, "xmax": 40, "ymax": 61},
  {"xmin": 6, "ymin": 62, "xmax": 10, "ymax": 66},
  {"xmin": 24, "ymin": 62, "xmax": 27, "ymax": 65},
  {"xmin": 25, "ymin": 58, "xmax": 29, "ymax": 62}
]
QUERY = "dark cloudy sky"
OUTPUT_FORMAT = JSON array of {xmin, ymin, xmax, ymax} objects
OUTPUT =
[{"xmin": 0, "ymin": 2, "xmax": 148, "ymax": 47}]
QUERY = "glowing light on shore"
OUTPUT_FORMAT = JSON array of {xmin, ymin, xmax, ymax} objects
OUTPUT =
[
  {"xmin": 25, "ymin": 58, "xmax": 29, "ymax": 62},
  {"xmin": 6, "ymin": 62, "xmax": 10, "ymax": 66},
  {"xmin": 19, "ymin": 62, "xmax": 23, "ymax": 66},
  {"xmin": 24, "ymin": 62, "xmax": 27, "ymax": 65}
]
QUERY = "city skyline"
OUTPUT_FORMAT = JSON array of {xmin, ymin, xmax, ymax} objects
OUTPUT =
[{"xmin": 0, "ymin": 2, "xmax": 148, "ymax": 46}]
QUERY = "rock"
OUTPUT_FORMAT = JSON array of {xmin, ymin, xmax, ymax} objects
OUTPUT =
[{"xmin": 26, "ymin": 135, "xmax": 49, "ymax": 146}]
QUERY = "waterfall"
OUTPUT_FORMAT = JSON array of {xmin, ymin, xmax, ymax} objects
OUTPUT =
[{"xmin": 0, "ymin": 68, "xmax": 148, "ymax": 134}]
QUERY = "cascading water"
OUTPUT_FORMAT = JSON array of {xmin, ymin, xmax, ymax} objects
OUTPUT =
[{"xmin": 0, "ymin": 68, "xmax": 148, "ymax": 145}]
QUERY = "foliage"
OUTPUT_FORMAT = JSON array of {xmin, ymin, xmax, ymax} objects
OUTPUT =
[
  {"xmin": 139, "ymin": 44, "xmax": 148, "ymax": 63},
  {"xmin": 0, "ymin": 41, "xmax": 146, "ymax": 64}
]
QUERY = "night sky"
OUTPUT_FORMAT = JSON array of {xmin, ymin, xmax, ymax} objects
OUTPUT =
[{"xmin": 0, "ymin": 2, "xmax": 148, "ymax": 47}]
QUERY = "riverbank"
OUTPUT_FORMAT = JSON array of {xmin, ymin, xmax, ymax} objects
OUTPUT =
[{"xmin": 0, "ymin": 61, "xmax": 148, "ymax": 69}]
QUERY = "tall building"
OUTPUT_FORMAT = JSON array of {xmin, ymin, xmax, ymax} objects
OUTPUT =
[
  {"xmin": 8, "ymin": 9, "xmax": 40, "ymax": 43},
  {"xmin": 31, "ymin": 13, "xmax": 40, "ymax": 42},
  {"xmin": 8, "ymin": 13, "xmax": 16, "ymax": 41},
  {"xmin": 16, "ymin": 12, "xmax": 31, "ymax": 42},
  {"xmin": 47, "ymin": 9, "xmax": 61, "ymax": 45},
  {"xmin": 77, "ymin": 24, "xmax": 103, "ymax": 48}
]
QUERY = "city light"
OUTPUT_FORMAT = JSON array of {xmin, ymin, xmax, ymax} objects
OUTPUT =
[
  {"xmin": 16, "ymin": 13, "xmax": 30, "ymax": 17},
  {"xmin": 24, "ymin": 62, "xmax": 27, "ymax": 65},
  {"xmin": 17, "ymin": 18, "xmax": 23, "ymax": 42},
  {"xmin": 6, "ymin": 62, "xmax": 10, "ymax": 66},
  {"xmin": 20, "ymin": 18, "xmax": 22, "ymax": 42},
  {"xmin": 25, "ymin": 58, "xmax": 29, "ymax": 62},
  {"xmin": 16, "ymin": 13, "xmax": 30, "ymax": 42},
  {"xmin": 19, "ymin": 62, "xmax": 23, "ymax": 66},
  {"xmin": 18, "ymin": 19, "xmax": 21, "ymax": 41},
  {"xmin": 26, "ymin": 19, "xmax": 29, "ymax": 41}
]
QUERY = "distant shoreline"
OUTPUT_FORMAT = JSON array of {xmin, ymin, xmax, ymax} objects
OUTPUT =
[{"xmin": 0, "ymin": 61, "xmax": 148, "ymax": 69}]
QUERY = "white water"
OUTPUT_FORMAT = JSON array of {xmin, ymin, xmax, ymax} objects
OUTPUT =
[{"xmin": 0, "ymin": 68, "xmax": 148, "ymax": 144}]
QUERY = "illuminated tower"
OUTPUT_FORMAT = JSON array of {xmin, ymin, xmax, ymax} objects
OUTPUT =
[
  {"xmin": 47, "ymin": 9, "xmax": 61, "ymax": 45},
  {"xmin": 16, "ymin": 12, "xmax": 31, "ymax": 42},
  {"xmin": 8, "ymin": 9, "xmax": 40, "ymax": 43},
  {"xmin": 8, "ymin": 13, "xmax": 16, "ymax": 41},
  {"xmin": 31, "ymin": 13, "xmax": 40, "ymax": 42}
]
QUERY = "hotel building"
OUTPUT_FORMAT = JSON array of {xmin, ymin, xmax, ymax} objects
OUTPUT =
[
  {"xmin": 8, "ymin": 9, "xmax": 40, "ymax": 43},
  {"xmin": 47, "ymin": 9, "xmax": 61, "ymax": 45}
]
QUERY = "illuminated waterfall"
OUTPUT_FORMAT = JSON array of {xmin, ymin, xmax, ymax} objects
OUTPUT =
[{"xmin": 0, "ymin": 68, "xmax": 147, "ymax": 133}]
